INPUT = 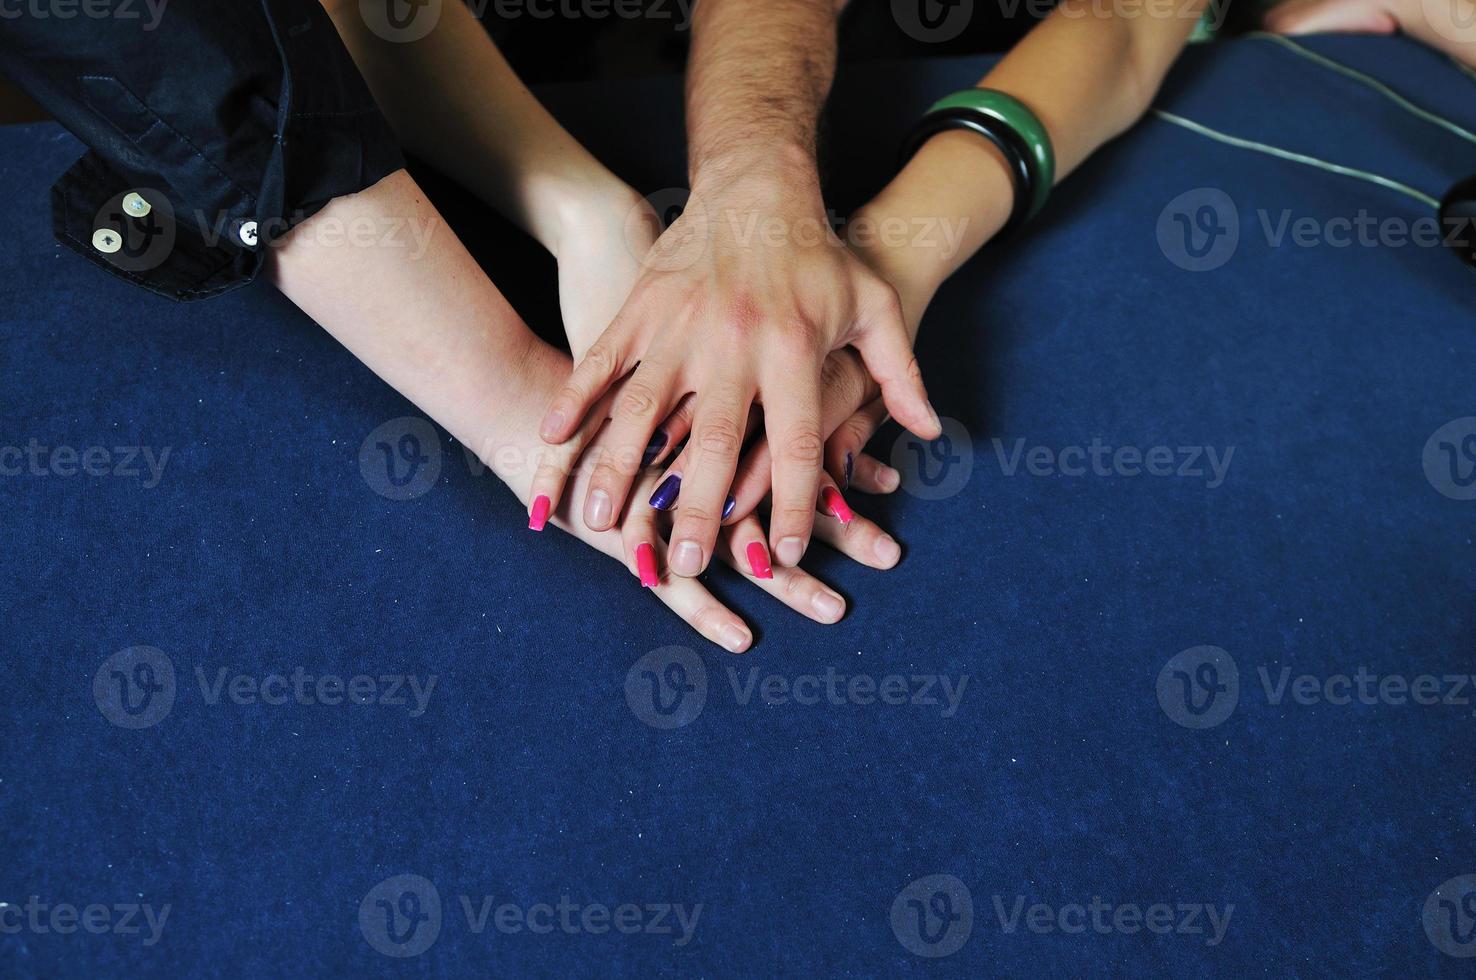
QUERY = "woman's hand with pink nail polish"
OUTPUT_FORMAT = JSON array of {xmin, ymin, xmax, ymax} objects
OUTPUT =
[{"xmin": 538, "ymin": 168, "xmax": 943, "ymax": 581}]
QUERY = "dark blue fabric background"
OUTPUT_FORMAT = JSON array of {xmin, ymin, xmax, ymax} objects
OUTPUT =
[{"xmin": 2, "ymin": 35, "xmax": 1474, "ymax": 976}]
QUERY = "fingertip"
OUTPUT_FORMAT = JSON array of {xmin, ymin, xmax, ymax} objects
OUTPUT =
[
  {"xmin": 635, "ymin": 542, "xmax": 659, "ymax": 588},
  {"xmin": 918, "ymin": 401, "xmax": 943, "ymax": 440},
  {"xmin": 670, "ymin": 538, "xmax": 705, "ymax": 577},
  {"xmin": 820, "ymin": 486, "xmax": 854, "ymax": 526},
  {"xmin": 719, "ymin": 622, "xmax": 751, "ymax": 654},
  {"xmin": 745, "ymin": 540, "xmax": 773, "ymax": 579},
  {"xmin": 528, "ymin": 494, "xmax": 551, "ymax": 532},
  {"xmin": 539, "ymin": 408, "xmax": 569, "ymax": 443},
  {"xmin": 874, "ymin": 534, "xmax": 902, "ymax": 568},
  {"xmin": 774, "ymin": 535, "xmax": 806, "ymax": 568},
  {"xmin": 583, "ymin": 488, "xmax": 614, "ymax": 532},
  {"xmin": 810, "ymin": 589, "xmax": 845, "ymax": 624}
]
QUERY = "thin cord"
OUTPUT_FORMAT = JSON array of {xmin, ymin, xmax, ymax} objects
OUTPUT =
[
  {"xmin": 1150, "ymin": 33, "xmax": 1476, "ymax": 209},
  {"xmin": 1247, "ymin": 31, "xmax": 1476, "ymax": 146},
  {"xmin": 1151, "ymin": 109, "xmax": 1440, "ymax": 208}
]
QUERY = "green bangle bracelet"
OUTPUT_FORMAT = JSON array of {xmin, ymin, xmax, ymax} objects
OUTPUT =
[{"xmin": 926, "ymin": 89, "xmax": 1055, "ymax": 220}]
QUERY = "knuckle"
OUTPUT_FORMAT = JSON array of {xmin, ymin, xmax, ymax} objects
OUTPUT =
[
  {"xmin": 820, "ymin": 354, "xmax": 864, "ymax": 406},
  {"xmin": 775, "ymin": 321, "xmax": 822, "ymax": 360},
  {"xmin": 581, "ymin": 341, "xmax": 620, "ymax": 380},
  {"xmin": 781, "ymin": 427, "xmax": 825, "ymax": 467},
  {"xmin": 617, "ymin": 381, "xmax": 662, "ymax": 419},
  {"xmin": 838, "ymin": 413, "xmax": 874, "ymax": 447},
  {"xmin": 904, "ymin": 353, "xmax": 924, "ymax": 385},
  {"xmin": 782, "ymin": 572, "xmax": 808, "ymax": 600},
  {"xmin": 774, "ymin": 503, "xmax": 815, "ymax": 528},
  {"xmin": 874, "ymin": 281, "xmax": 904, "ymax": 321},
  {"xmin": 693, "ymin": 606, "xmax": 729, "ymax": 639},
  {"xmin": 697, "ymin": 423, "xmax": 743, "ymax": 459},
  {"xmin": 677, "ymin": 506, "xmax": 719, "ymax": 530},
  {"xmin": 591, "ymin": 451, "xmax": 627, "ymax": 483},
  {"xmin": 862, "ymin": 276, "xmax": 904, "ymax": 323},
  {"xmin": 723, "ymin": 296, "xmax": 764, "ymax": 337}
]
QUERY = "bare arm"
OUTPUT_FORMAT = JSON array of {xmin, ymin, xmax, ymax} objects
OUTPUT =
[
  {"xmin": 684, "ymin": 0, "xmax": 838, "ymax": 189},
  {"xmin": 266, "ymin": 168, "xmax": 767, "ymax": 651},
  {"xmin": 542, "ymin": 0, "xmax": 937, "ymax": 583},
  {"xmin": 856, "ymin": 0, "xmax": 1211, "ymax": 315},
  {"xmin": 318, "ymin": 0, "xmax": 632, "ymax": 256},
  {"xmin": 718, "ymin": 2, "xmax": 1214, "ymax": 511}
]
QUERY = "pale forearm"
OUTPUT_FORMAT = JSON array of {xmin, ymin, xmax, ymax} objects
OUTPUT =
[
  {"xmin": 321, "ymin": 0, "xmax": 627, "ymax": 256},
  {"xmin": 685, "ymin": 0, "xmax": 837, "ymax": 188},
  {"xmin": 267, "ymin": 169, "xmax": 550, "ymax": 485}
]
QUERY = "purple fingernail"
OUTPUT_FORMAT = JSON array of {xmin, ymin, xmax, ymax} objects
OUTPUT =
[
  {"xmin": 723, "ymin": 494, "xmax": 736, "ymax": 520},
  {"xmin": 844, "ymin": 452, "xmax": 854, "ymax": 489},
  {"xmin": 649, "ymin": 474, "xmax": 681, "ymax": 510},
  {"xmin": 641, "ymin": 431, "xmax": 668, "ymax": 468}
]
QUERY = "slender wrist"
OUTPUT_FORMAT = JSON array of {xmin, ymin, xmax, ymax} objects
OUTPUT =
[
  {"xmin": 530, "ymin": 164, "xmax": 642, "ymax": 261},
  {"xmin": 857, "ymin": 129, "xmax": 1018, "ymax": 298}
]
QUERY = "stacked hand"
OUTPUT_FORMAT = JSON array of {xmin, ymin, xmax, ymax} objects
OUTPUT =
[
  {"xmin": 534, "ymin": 162, "xmax": 940, "ymax": 581},
  {"xmin": 518, "ymin": 176, "xmax": 942, "ymax": 650}
]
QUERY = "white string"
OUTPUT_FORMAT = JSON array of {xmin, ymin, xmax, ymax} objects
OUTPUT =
[
  {"xmin": 1150, "ymin": 34, "xmax": 1476, "ymax": 210},
  {"xmin": 1247, "ymin": 32, "xmax": 1476, "ymax": 146},
  {"xmin": 1151, "ymin": 109, "xmax": 1440, "ymax": 208}
]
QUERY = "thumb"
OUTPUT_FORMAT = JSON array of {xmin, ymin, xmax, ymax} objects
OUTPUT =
[{"xmin": 850, "ymin": 313, "xmax": 941, "ymax": 442}]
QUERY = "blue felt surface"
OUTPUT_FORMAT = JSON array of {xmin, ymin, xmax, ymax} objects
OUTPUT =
[{"xmin": 3, "ymin": 35, "xmax": 1476, "ymax": 977}]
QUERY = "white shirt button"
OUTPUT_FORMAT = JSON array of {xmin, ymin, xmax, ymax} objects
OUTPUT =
[
  {"xmin": 91, "ymin": 228, "xmax": 122, "ymax": 254},
  {"xmin": 238, "ymin": 221, "xmax": 258, "ymax": 247},
  {"xmin": 122, "ymin": 192, "xmax": 151, "ymax": 218}
]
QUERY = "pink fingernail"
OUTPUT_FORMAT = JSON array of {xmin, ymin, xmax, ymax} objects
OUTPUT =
[
  {"xmin": 528, "ymin": 494, "xmax": 550, "ymax": 531},
  {"xmin": 746, "ymin": 541, "xmax": 773, "ymax": 579},
  {"xmin": 636, "ymin": 543, "xmax": 659, "ymax": 588},
  {"xmin": 820, "ymin": 486, "xmax": 853, "ymax": 525}
]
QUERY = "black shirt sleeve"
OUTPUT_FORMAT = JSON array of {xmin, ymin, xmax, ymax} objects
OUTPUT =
[{"xmin": 0, "ymin": 0, "xmax": 406, "ymax": 301}]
